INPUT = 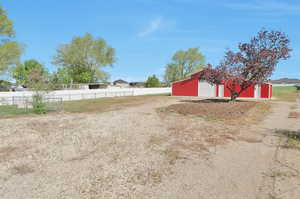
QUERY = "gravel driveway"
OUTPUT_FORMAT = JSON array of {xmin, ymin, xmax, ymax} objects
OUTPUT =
[{"xmin": 0, "ymin": 97, "xmax": 299, "ymax": 199}]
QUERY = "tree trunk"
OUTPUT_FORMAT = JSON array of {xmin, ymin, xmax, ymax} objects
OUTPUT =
[
  {"xmin": 230, "ymin": 92, "xmax": 239, "ymax": 101},
  {"xmin": 229, "ymin": 83, "xmax": 239, "ymax": 101}
]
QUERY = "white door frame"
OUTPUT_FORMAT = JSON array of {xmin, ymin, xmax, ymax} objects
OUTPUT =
[{"xmin": 218, "ymin": 85, "xmax": 224, "ymax": 98}]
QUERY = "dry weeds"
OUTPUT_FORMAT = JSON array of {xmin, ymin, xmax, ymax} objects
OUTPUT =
[
  {"xmin": 162, "ymin": 100, "xmax": 271, "ymax": 125},
  {"xmin": 11, "ymin": 165, "xmax": 35, "ymax": 176}
]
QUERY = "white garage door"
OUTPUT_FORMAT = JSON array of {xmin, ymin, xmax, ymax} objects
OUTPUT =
[
  {"xmin": 198, "ymin": 80, "xmax": 216, "ymax": 97},
  {"xmin": 254, "ymin": 85, "xmax": 261, "ymax": 98}
]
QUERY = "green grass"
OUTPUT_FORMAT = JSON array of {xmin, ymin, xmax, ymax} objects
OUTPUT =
[
  {"xmin": 274, "ymin": 129, "xmax": 300, "ymax": 150},
  {"xmin": 0, "ymin": 105, "xmax": 34, "ymax": 117},
  {"xmin": 272, "ymin": 86, "xmax": 299, "ymax": 102},
  {"xmin": 0, "ymin": 95, "xmax": 170, "ymax": 117},
  {"xmin": 142, "ymin": 93, "xmax": 171, "ymax": 97}
]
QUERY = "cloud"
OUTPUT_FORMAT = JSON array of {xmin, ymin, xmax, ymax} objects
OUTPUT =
[
  {"xmin": 138, "ymin": 17, "xmax": 163, "ymax": 38},
  {"xmin": 225, "ymin": 0, "xmax": 300, "ymax": 13}
]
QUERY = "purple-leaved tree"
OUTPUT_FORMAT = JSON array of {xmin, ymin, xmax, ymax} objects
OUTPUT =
[{"xmin": 199, "ymin": 29, "xmax": 292, "ymax": 101}]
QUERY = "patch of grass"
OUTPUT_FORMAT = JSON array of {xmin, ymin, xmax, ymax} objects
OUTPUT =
[
  {"xmin": 11, "ymin": 165, "xmax": 35, "ymax": 175},
  {"xmin": 272, "ymin": 86, "xmax": 300, "ymax": 102},
  {"xmin": 0, "ymin": 95, "xmax": 169, "ymax": 117},
  {"xmin": 263, "ymin": 170, "xmax": 297, "ymax": 179},
  {"xmin": 0, "ymin": 103, "xmax": 58, "ymax": 118},
  {"xmin": 142, "ymin": 93, "xmax": 171, "ymax": 96},
  {"xmin": 274, "ymin": 129, "xmax": 300, "ymax": 150},
  {"xmin": 0, "ymin": 105, "xmax": 34, "ymax": 117}
]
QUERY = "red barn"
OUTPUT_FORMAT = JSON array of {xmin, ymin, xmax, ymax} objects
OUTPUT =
[{"xmin": 172, "ymin": 71, "xmax": 272, "ymax": 99}]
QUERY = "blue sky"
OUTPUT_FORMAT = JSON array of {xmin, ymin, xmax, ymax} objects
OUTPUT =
[{"xmin": 2, "ymin": 0, "xmax": 300, "ymax": 81}]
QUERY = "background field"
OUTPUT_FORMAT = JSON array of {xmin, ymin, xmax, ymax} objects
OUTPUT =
[{"xmin": 273, "ymin": 86, "xmax": 300, "ymax": 102}]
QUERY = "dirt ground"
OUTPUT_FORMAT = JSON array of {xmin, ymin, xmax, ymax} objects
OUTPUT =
[{"xmin": 0, "ymin": 96, "xmax": 299, "ymax": 199}]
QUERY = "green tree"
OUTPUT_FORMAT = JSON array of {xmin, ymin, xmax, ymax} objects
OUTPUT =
[
  {"xmin": 145, "ymin": 75, "xmax": 161, "ymax": 88},
  {"xmin": 13, "ymin": 59, "xmax": 48, "ymax": 85},
  {"xmin": 26, "ymin": 66, "xmax": 51, "ymax": 114},
  {"xmin": 52, "ymin": 33, "xmax": 116, "ymax": 83},
  {"xmin": 164, "ymin": 48, "xmax": 205, "ymax": 83},
  {"xmin": 22, "ymin": 61, "xmax": 52, "ymax": 114},
  {"xmin": 0, "ymin": 5, "xmax": 23, "ymax": 74},
  {"xmin": 50, "ymin": 67, "xmax": 72, "ymax": 85}
]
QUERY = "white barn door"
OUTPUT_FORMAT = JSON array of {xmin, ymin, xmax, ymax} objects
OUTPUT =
[
  {"xmin": 218, "ymin": 85, "xmax": 224, "ymax": 97},
  {"xmin": 198, "ymin": 80, "xmax": 216, "ymax": 97},
  {"xmin": 254, "ymin": 85, "xmax": 261, "ymax": 98}
]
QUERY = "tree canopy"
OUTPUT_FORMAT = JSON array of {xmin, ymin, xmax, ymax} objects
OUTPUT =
[
  {"xmin": 145, "ymin": 75, "xmax": 161, "ymax": 88},
  {"xmin": 199, "ymin": 29, "xmax": 292, "ymax": 100},
  {"xmin": 164, "ymin": 48, "xmax": 205, "ymax": 83},
  {"xmin": 0, "ymin": 5, "xmax": 23, "ymax": 74},
  {"xmin": 50, "ymin": 67, "xmax": 72, "ymax": 85},
  {"xmin": 13, "ymin": 59, "xmax": 48, "ymax": 86},
  {"xmin": 52, "ymin": 33, "xmax": 116, "ymax": 83}
]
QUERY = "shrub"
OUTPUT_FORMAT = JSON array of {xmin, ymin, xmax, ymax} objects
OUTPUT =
[{"xmin": 32, "ymin": 94, "xmax": 47, "ymax": 114}]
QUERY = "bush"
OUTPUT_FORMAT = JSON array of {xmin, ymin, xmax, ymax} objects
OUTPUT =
[{"xmin": 32, "ymin": 94, "xmax": 47, "ymax": 114}]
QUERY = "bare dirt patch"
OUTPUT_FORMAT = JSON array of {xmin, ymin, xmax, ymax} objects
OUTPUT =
[
  {"xmin": 63, "ymin": 96, "xmax": 167, "ymax": 113},
  {"xmin": 0, "ymin": 146, "xmax": 18, "ymax": 162},
  {"xmin": 288, "ymin": 112, "xmax": 300, "ymax": 118},
  {"xmin": 161, "ymin": 99, "xmax": 270, "ymax": 124}
]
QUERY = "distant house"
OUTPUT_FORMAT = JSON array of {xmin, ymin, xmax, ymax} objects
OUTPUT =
[
  {"xmin": 113, "ymin": 79, "xmax": 129, "ymax": 88},
  {"xmin": 129, "ymin": 82, "xmax": 145, "ymax": 88}
]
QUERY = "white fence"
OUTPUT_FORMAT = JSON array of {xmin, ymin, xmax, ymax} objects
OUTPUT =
[{"xmin": 0, "ymin": 88, "xmax": 171, "ymax": 106}]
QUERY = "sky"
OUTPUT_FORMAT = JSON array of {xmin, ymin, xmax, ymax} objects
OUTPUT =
[{"xmin": 2, "ymin": 0, "xmax": 300, "ymax": 81}]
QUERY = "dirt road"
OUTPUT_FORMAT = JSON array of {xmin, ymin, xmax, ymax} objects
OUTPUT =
[{"xmin": 0, "ymin": 97, "xmax": 299, "ymax": 198}]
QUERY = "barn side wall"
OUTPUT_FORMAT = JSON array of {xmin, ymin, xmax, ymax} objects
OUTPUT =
[
  {"xmin": 260, "ymin": 84, "xmax": 268, "ymax": 98},
  {"xmin": 172, "ymin": 79, "xmax": 198, "ymax": 96},
  {"xmin": 223, "ymin": 83, "xmax": 255, "ymax": 98}
]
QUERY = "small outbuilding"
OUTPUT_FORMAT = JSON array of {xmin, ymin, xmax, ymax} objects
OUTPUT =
[{"xmin": 172, "ymin": 71, "xmax": 272, "ymax": 99}]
